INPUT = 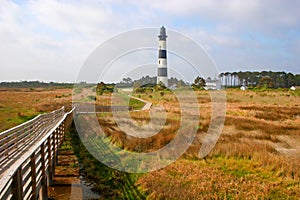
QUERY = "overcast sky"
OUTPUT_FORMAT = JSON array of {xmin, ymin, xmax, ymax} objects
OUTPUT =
[{"xmin": 1, "ymin": 0, "xmax": 299, "ymax": 82}]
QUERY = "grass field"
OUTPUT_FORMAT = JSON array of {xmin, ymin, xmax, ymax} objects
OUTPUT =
[
  {"xmin": 96, "ymin": 88, "xmax": 300, "ymax": 199},
  {"xmin": 1, "ymin": 87, "xmax": 299, "ymax": 199},
  {"xmin": 0, "ymin": 87, "xmax": 73, "ymax": 132}
]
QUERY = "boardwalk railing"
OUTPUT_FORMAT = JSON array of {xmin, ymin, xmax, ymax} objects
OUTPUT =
[
  {"xmin": 74, "ymin": 103, "xmax": 133, "ymax": 113},
  {"xmin": 0, "ymin": 107, "xmax": 74, "ymax": 200}
]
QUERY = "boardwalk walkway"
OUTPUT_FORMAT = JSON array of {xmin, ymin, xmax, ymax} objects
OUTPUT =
[
  {"xmin": 128, "ymin": 95, "xmax": 152, "ymax": 111},
  {"xmin": 0, "ymin": 107, "xmax": 74, "ymax": 200}
]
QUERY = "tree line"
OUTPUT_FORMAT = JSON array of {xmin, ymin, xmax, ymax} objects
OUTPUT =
[
  {"xmin": 1, "ymin": 71, "xmax": 299, "ymax": 89},
  {"xmin": 219, "ymin": 71, "xmax": 300, "ymax": 88},
  {"xmin": 116, "ymin": 76, "xmax": 188, "ymax": 88},
  {"xmin": 0, "ymin": 81, "xmax": 73, "ymax": 88}
]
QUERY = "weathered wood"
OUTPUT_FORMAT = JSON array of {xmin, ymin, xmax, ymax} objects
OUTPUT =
[
  {"xmin": 30, "ymin": 154, "xmax": 37, "ymax": 200},
  {"xmin": 12, "ymin": 168, "xmax": 22, "ymax": 200},
  {"xmin": 0, "ymin": 179, "xmax": 13, "ymax": 200},
  {"xmin": 0, "ymin": 107, "xmax": 74, "ymax": 200},
  {"xmin": 47, "ymin": 137, "xmax": 53, "ymax": 185},
  {"xmin": 40, "ymin": 144, "xmax": 48, "ymax": 200},
  {"xmin": 53, "ymin": 130, "xmax": 57, "ymax": 168}
]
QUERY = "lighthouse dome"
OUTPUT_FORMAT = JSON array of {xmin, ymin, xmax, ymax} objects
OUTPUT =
[{"xmin": 158, "ymin": 26, "xmax": 167, "ymax": 40}]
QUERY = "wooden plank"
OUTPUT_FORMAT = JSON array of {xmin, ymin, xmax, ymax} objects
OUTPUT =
[
  {"xmin": 35, "ymin": 163, "xmax": 42, "ymax": 177},
  {"xmin": 0, "ymin": 107, "xmax": 74, "ymax": 200},
  {"xmin": 12, "ymin": 168, "xmax": 22, "ymax": 200},
  {"xmin": 39, "ymin": 144, "xmax": 48, "ymax": 200},
  {"xmin": 36, "ymin": 172, "xmax": 42, "ymax": 188},
  {"xmin": 0, "ymin": 125, "xmax": 30, "ymax": 144},
  {"xmin": 22, "ymin": 185, "xmax": 32, "ymax": 200},
  {"xmin": 21, "ymin": 158, "xmax": 31, "ymax": 175},
  {"xmin": 0, "ymin": 115, "xmax": 41, "ymax": 138},
  {"xmin": 30, "ymin": 154, "xmax": 37, "ymax": 200},
  {"xmin": 47, "ymin": 136, "xmax": 53, "ymax": 185},
  {"xmin": 22, "ymin": 174, "xmax": 32, "ymax": 194},
  {"xmin": 0, "ymin": 179, "xmax": 12, "ymax": 200},
  {"xmin": 1, "ymin": 114, "xmax": 61, "ymax": 169},
  {"xmin": 22, "ymin": 169, "xmax": 31, "ymax": 187}
]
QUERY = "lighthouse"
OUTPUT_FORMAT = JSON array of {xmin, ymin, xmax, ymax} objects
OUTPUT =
[{"xmin": 157, "ymin": 26, "xmax": 168, "ymax": 87}]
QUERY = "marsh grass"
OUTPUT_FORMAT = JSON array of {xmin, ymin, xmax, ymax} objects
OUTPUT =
[
  {"xmin": 1, "ymin": 87, "xmax": 300, "ymax": 199},
  {"xmin": 99, "ymin": 89, "xmax": 300, "ymax": 199},
  {"xmin": 98, "ymin": 112, "xmax": 181, "ymax": 152},
  {"xmin": 137, "ymin": 158, "xmax": 300, "ymax": 199},
  {"xmin": 239, "ymin": 105, "xmax": 300, "ymax": 121},
  {"xmin": 225, "ymin": 116, "xmax": 300, "ymax": 135},
  {"xmin": 0, "ymin": 88, "xmax": 72, "ymax": 131}
]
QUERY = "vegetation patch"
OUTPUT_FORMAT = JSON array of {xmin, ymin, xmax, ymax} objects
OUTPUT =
[
  {"xmin": 225, "ymin": 116, "xmax": 299, "ymax": 135},
  {"xmin": 128, "ymin": 98, "xmax": 145, "ymax": 110},
  {"xmin": 69, "ymin": 124, "xmax": 147, "ymax": 199},
  {"xmin": 1, "ymin": 86, "xmax": 299, "ymax": 199},
  {"xmin": 138, "ymin": 158, "xmax": 300, "ymax": 199}
]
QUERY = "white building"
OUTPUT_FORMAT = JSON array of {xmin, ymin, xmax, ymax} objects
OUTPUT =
[
  {"xmin": 290, "ymin": 86, "xmax": 300, "ymax": 90},
  {"xmin": 240, "ymin": 85, "xmax": 248, "ymax": 91},
  {"xmin": 204, "ymin": 78, "xmax": 221, "ymax": 90}
]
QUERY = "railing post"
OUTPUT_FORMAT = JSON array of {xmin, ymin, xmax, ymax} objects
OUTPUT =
[
  {"xmin": 30, "ymin": 154, "xmax": 37, "ymax": 200},
  {"xmin": 0, "ymin": 107, "xmax": 75, "ymax": 200},
  {"xmin": 59, "ymin": 123, "xmax": 65, "ymax": 147},
  {"xmin": 12, "ymin": 167, "xmax": 23, "ymax": 200},
  {"xmin": 53, "ymin": 130, "xmax": 58, "ymax": 171},
  {"xmin": 40, "ymin": 144, "xmax": 48, "ymax": 200},
  {"xmin": 58, "ymin": 125, "xmax": 61, "ymax": 148},
  {"xmin": 47, "ymin": 137, "xmax": 53, "ymax": 185},
  {"xmin": 62, "ymin": 120, "xmax": 68, "ymax": 144}
]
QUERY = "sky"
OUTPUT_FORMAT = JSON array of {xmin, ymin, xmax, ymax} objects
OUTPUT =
[{"xmin": 0, "ymin": 0, "xmax": 300, "ymax": 82}]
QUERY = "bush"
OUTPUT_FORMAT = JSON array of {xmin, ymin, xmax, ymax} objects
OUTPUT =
[
  {"xmin": 134, "ymin": 87, "xmax": 145, "ymax": 93},
  {"xmin": 87, "ymin": 95, "xmax": 96, "ymax": 101}
]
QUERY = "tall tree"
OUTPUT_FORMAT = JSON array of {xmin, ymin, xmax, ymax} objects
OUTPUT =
[
  {"xmin": 219, "ymin": 71, "xmax": 299, "ymax": 88},
  {"xmin": 192, "ymin": 76, "xmax": 206, "ymax": 90}
]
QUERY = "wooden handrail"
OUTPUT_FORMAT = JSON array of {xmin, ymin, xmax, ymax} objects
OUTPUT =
[
  {"xmin": 0, "ymin": 107, "xmax": 75, "ymax": 200},
  {"xmin": 0, "ymin": 108, "xmax": 65, "ymax": 165}
]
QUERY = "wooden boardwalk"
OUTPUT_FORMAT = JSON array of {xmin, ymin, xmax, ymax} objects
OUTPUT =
[
  {"xmin": 0, "ymin": 96, "xmax": 151, "ymax": 199},
  {"xmin": 0, "ymin": 107, "xmax": 74, "ymax": 200},
  {"xmin": 128, "ymin": 95, "xmax": 152, "ymax": 111}
]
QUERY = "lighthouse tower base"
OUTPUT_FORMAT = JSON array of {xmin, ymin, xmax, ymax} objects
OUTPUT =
[{"xmin": 157, "ymin": 76, "xmax": 168, "ymax": 87}]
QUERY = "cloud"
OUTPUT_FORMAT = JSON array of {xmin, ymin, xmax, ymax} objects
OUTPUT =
[
  {"xmin": 138, "ymin": 0, "xmax": 300, "ymax": 29},
  {"xmin": 0, "ymin": 0, "xmax": 113, "ymax": 81},
  {"xmin": 0, "ymin": 0, "xmax": 299, "ymax": 82},
  {"xmin": 28, "ymin": 1, "xmax": 112, "ymax": 36}
]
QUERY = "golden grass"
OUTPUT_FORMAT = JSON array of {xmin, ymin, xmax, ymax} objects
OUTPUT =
[
  {"xmin": 239, "ymin": 105, "xmax": 300, "ymax": 121},
  {"xmin": 225, "ymin": 116, "xmax": 300, "ymax": 135},
  {"xmin": 0, "ymin": 87, "xmax": 72, "ymax": 131},
  {"xmin": 99, "ymin": 89, "xmax": 300, "ymax": 199},
  {"xmin": 97, "ymin": 111, "xmax": 181, "ymax": 152},
  {"xmin": 137, "ymin": 158, "xmax": 300, "ymax": 199},
  {"xmin": 1, "ymin": 87, "xmax": 300, "ymax": 199}
]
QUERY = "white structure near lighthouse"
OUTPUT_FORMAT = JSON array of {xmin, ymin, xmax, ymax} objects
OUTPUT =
[{"xmin": 157, "ymin": 26, "xmax": 168, "ymax": 87}]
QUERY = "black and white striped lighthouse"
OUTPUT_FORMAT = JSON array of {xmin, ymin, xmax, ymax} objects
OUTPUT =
[{"xmin": 157, "ymin": 26, "xmax": 168, "ymax": 87}]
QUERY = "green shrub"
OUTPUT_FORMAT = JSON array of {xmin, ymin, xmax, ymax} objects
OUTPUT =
[{"xmin": 87, "ymin": 95, "xmax": 96, "ymax": 101}]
